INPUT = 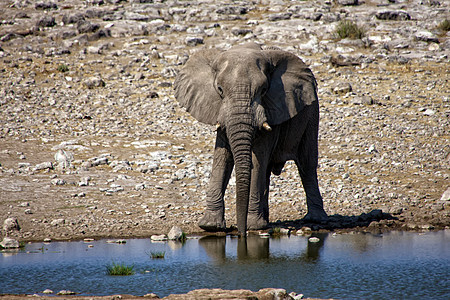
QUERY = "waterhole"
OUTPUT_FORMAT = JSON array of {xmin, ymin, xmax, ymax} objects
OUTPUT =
[{"xmin": 1, "ymin": 231, "xmax": 449, "ymax": 299}]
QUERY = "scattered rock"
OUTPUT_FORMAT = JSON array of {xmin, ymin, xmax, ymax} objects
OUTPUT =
[
  {"xmin": 330, "ymin": 55, "xmax": 361, "ymax": 67},
  {"xmin": 351, "ymin": 96, "xmax": 374, "ymax": 105},
  {"xmin": 151, "ymin": 234, "xmax": 168, "ymax": 241},
  {"xmin": 0, "ymin": 237, "xmax": 20, "ymax": 248},
  {"xmin": 62, "ymin": 13, "xmax": 86, "ymax": 25},
  {"xmin": 168, "ymin": 226, "xmax": 184, "ymax": 240},
  {"xmin": 289, "ymin": 291, "xmax": 305, "ymax": 300},
  {"xmin": 0, "ymin": 0, "xmax": 448, "ymax": 243},
  {"xmin": 279, "ymin": 228, "xmax": 290, "ymax": 235},
  {"xmin": 51, "ymin": 178, "xmax": 66, "ymax": 186},
  {"xmin": 50, "ymin": 219, "xmax": 65, "ymax": 226},
  {"xmin": 423, "ymin": 109, "xmax": 436, "ymax": 116},
  {"xmin": 79, "ymin": 176, "xmax": 91, "ymax": 186},
  {"xmin": 414, "ymin": 31, "xmax": 439, "ymax": 43},
  {"xmin": 54, "ymin": 149, "xmax": 73, "ymax": 170},
  {"xmin": 35, "ymin": 161, "xmax": 53, "ymax": 171},
  {"xmin": 36, "ymin": 16, "xmax": 56, "ymax": 27},
  {"xmin": 231, "ymin": 27, "xmax": 252, "ymax": 36},
  {"xmin": 308, "ymin": 237, "xmax": 320, "ymax": 243},
  {"xmin": 296, "ymin": 227, "xmax": 312, "ymax": 236},
  {"xmin": 441, "ymin": 187, "xmax": 450, "ymax": 201},
  {"xmin": 57, "ymin": 290, "xmax": 77, "ymax": 295},
  {"xmin": 337, "ymin": 0, "xmax": 359, "ymax": 5},
  {"xmin": 163, "ymin": 288, "xmax": 295, "ymax": 300},
  {"xmin": 3, "ymin": 217, "xmax": 20, "ymax": 235},
  {"xmin": 268, "ymin": 13, "xmax": 292, "ymax": 21},
  {"xmin": 84, "ymin": 76, "xmax": 105, "ymax": 89},
  {"xmin": 35, "ymin": 2, "xmax": 58, "ymax": 10},
  {"xmin": 375, "ymin": 10, "xmax": 411, "ymax": 21},
  {"xmin": 333, "ymin": 82, "xmax": 353, "ymax": 95},
  {"xmin": 185, "ymin": 36, "xmax": 204, "ymax": 46}
]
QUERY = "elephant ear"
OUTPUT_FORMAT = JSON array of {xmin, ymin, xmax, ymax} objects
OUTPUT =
[
  {"xmin": 263, "ymin": 50, "xmax": 318, "ymax": 125},
  {"xmin": 174, "ymin": 49, "xmax": 222, "ymax": 125}
]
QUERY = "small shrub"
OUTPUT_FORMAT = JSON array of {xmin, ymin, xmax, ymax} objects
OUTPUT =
[
  {"xmin": 272, "ymin": 227, "xmax": 281, "ymax": 235},
  {"xmin": 106, "ymin": 262, "xmax": 135, "ymax": 276},
  {"xmin": 150, "ymin": 251, "xmax": 166, "ymax": 259},
  {"xmin": 437, "ymin": 19, "xmax": 450, "ymax": 33},
  {"xmin": 335, "ymin": 20, "xmax": 365, "ymax": 39},
  {"xmin": 57, "ymin": 64, "xmax": 69, "ymax": 73}
]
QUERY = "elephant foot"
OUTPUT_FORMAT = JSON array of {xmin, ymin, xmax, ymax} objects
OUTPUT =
[
  {"xmin": 198, "ymin": 210, "xmax": 226, "ymax": 232},
  {"xmin": 247, "ymin": 214, "xmax": 268, "ymax": 230},
  {"xmin": 303, "ymin": 209, "xmax": 329, "ymax": 224}
]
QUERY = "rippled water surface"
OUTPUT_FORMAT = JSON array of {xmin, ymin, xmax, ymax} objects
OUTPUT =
[{"xmin": 1, "ymin": 231, "xmax": 449, "ymax": 299}]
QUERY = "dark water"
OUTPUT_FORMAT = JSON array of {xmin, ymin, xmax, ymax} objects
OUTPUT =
[{"xmin": 1, "ymin": 231, "xmax": 449, "ymax": 299}]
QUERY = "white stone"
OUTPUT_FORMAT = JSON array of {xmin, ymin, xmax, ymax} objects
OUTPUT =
[
  {"xmin": 3, "ymin": 217, "xmax": 20, "ymax": 234},
  {"xmin": 441, "ymin": 187, "xmax": 450, "ymax": 201},
  {"xmin": 50, "ymin": 219, "xmax": 65, "ymax": 226},
  {"xmin": 296, "ymin": 227, "xmax": 312, "ymax": 236},
  {"xmin": 0, "ymin": 237, "xmax": 20, "ymax": 248},
  {"xmin": 423, "ymin": 109, "xmax": 435, "ymax": 116},
  {"xmin": 168, "ymin": 226, "xmax": 184, "ymax": 240},
  {"xmin": 280, "ymin": 228, "xmax": 290, "ymax": 235},
  {"xmin": 151, "ymin": 234, "xmax": 167, "ymax": 241}
]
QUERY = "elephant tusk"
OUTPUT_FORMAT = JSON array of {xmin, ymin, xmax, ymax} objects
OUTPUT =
[
  {"xmin": 216, "ymin": 123, "xmax": 221, "ymax": 131},
  {"xmin": 262, "ymin": 122, "xmax": 272, "ymax": 131}
]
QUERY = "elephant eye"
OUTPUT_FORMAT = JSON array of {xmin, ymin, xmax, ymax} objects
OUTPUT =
[{"xmin": 217, "ymin": 85, "xmax": 224, "ymax": 97}]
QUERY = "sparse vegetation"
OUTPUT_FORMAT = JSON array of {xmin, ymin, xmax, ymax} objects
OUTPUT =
[
  {"xmin": 437, "ymin": 19, "xmax": 450, "ymax": 34},
  {"xmin": 335, "ymin": 20, "xmax": 365, "ymax": 39},
  {"xmin": 106, "ymin": 262, "xmax": 135, "ymax": 276},
  {"xmin": 272, "ymin": 227, "xmax": 281, "ymax": 235},
  {"xmin": 149, "ymin": 251, "xmax": 166, "ymax": 259},
  {"xmin": 57, "ymin": 64, "xmax": 69, "ymax": 73}
]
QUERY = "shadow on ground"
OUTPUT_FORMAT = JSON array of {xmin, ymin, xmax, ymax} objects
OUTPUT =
[{"xmin": 272, "ymin": 209, "xmax": 399, "ymax": 232}]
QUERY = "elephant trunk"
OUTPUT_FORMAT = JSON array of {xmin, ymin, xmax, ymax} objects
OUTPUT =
[{"xmin": 225, "ymin": 87, "xmax": 255, "ymax": 235}]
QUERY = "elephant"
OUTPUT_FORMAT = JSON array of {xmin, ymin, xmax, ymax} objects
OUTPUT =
[{"xmin": 174, "ymin": 42, "xmax": 328, "ymax": 234}]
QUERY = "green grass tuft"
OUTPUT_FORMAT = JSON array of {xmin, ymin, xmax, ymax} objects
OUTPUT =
[
  {"xmin": 150, "ymin": 251, "xmax": 166, "ymax": 259},
  {"xmin": 437, "ymin": 19, "xmax": 450, "ymax": 33},
  {"xmin": 335, "ymin": 20, "xmax": 365, "ymax": 39},
  {"xmin": 106, "ymin": 262, "xmax": 135, "ymax": 276},
  {"xmin": 272, "ymin": 227, "xmax": 281, "ymax": 235},
  {"xmin": 57, "ymin": 64, "xmax": 69, "ymax": 73}
]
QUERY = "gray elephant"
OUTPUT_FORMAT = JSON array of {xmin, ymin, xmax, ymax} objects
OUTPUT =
[{"xmin": 174, "ymin": 43, "xmax": 328, "ymax": 234}]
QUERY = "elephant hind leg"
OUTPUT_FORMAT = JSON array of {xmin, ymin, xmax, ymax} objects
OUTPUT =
[{"xmin": 296, "ymin": 105, "xmax": 328, "ymax": 223}]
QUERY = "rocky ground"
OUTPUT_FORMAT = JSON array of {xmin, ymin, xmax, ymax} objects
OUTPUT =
[
  {"xmin": 0, "ymin": 0, "xmax": 449, "ymax": 245},
  {"xmin": 1, "ymin": 288, "xmax": 317, "ymax": 300}
]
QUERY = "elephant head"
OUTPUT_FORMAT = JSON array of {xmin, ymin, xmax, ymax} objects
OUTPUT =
[{"xmin": 174, "ymin": 43, "xmax": 318, "ymax": 234}]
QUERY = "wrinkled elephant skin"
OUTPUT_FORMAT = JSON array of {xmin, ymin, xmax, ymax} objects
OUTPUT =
[{"xmin": 174, "ymin": 43, "xmax": 328, "ymax": 234}]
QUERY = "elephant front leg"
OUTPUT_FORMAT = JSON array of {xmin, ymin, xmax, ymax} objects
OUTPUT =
[
  {"xmin": 247, "ymin": 136, "xmax": 277, "ymax": 231},
  {"xmin": 247, "ymin": 168, "xmax": 270, "ymax": 230},
  {"xmin": 198, "ymin": 130, "xmax": 234, "ymax": 232}
]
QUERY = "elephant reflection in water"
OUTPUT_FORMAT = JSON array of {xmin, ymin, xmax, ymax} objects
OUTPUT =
[
  {"xmin": 198, "ymin": 234, "xmax": 328, "ymax": 262},
  {"xmin": 198, "ymin": 235, "xmax": 269, "ymax": 261}
]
